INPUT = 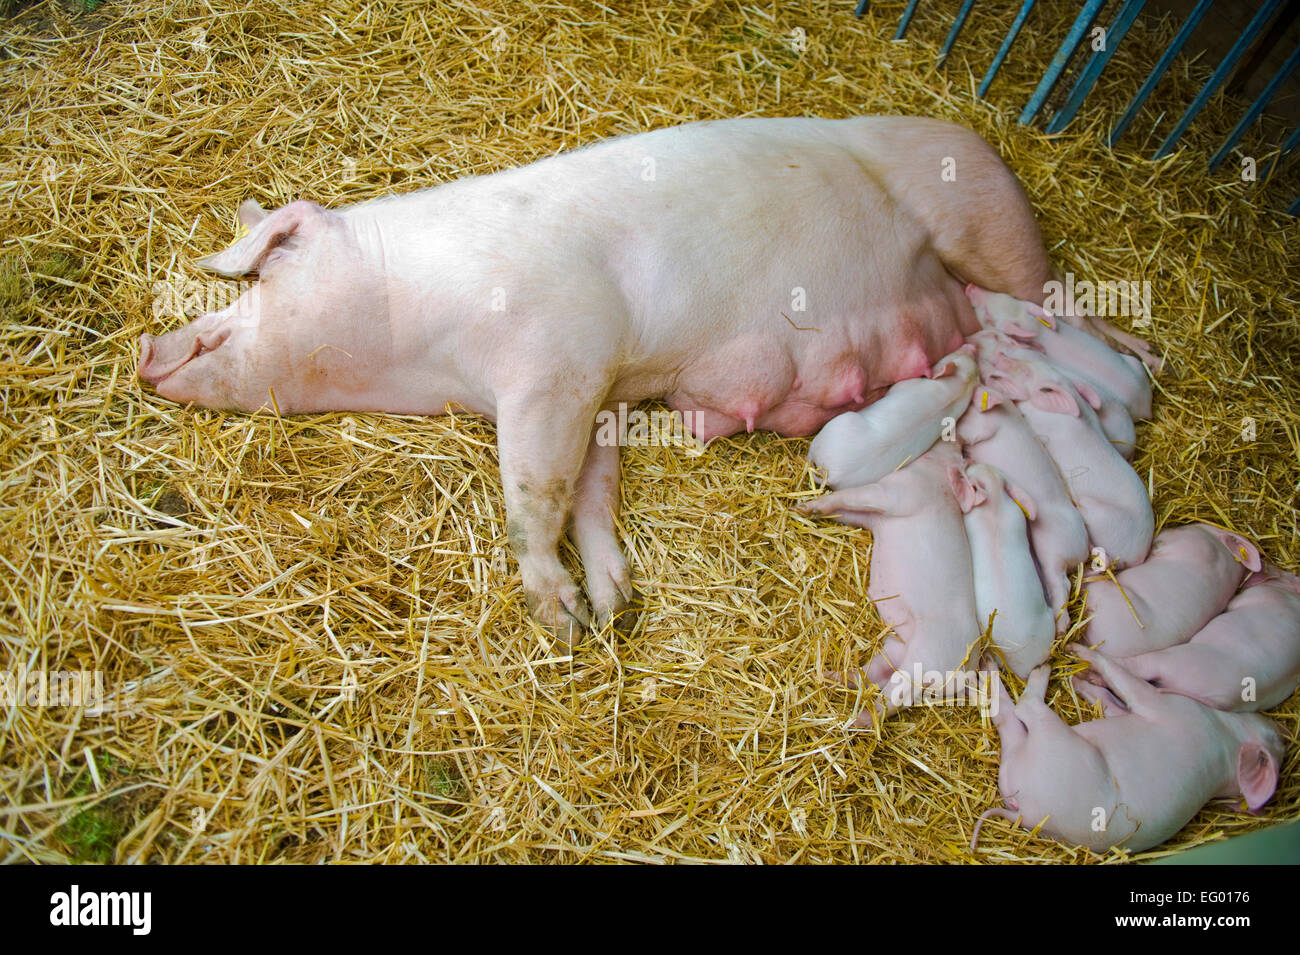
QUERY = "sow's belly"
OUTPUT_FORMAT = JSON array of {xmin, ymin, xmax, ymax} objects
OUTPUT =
[{"xmin": 661, "ymin": 284, "xmax": 976, "ymax": 444}]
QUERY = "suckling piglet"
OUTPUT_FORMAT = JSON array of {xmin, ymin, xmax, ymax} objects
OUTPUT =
[
  {"xmin": 799, "ymin": 441, "xmax": 982, "ymax": 723},
  {"xmin": 985, "ymin": 352, "xmax": 1153, "ymax": 568},
  {"xmin": 962, "ymin": 463, "xmax": 1056, "ymax": 678},
  {"xmin": 1120, "ymin": 562, "xmax": 1300, "ymax": 712},
  {"xmin": 957, "ymin": 384, "xmax": 1088, "ymax": 628},
  {"xmin": 975, "ymin": 647, "xmax": 1284, "ymax": 853},
  {"xmin": 808, "ymin": 347, "xmax": 978, "ymax": 489},
  {"xmin": 966, "ymin": 284, "xmax": 1152, "ymax": 422},
  {"xmin": 1081, "ymin": 523, "xmax": 1261, "ymax": 657}
]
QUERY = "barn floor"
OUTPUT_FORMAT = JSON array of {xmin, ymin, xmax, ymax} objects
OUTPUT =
[{"xmin": 1, "ymin": 0, "xmax": 1298, "ymax": 863}]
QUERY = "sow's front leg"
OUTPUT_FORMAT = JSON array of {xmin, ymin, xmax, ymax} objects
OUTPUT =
[{"xmin": 495, "ymin": 386, "xmax": 613, "ymax": 648}]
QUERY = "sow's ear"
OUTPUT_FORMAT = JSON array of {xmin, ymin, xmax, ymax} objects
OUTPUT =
[
  {"xmin": 196, "ymin": 199, "xmax": 331, "ymax": 277},
  {"xmin": 1237, "ymin": 742, "xmax": 1280, "ymax": 812}
]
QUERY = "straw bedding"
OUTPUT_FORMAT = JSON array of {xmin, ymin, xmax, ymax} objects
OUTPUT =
[{"xmin": 1, "ymin": 0, "xmax": 1297, "ymax": 863}]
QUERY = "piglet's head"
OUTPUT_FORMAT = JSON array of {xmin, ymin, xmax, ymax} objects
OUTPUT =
[
  {"xmin": 139, "ymin": 199, "xmax": 386, "ymax": 414},
  {"xmin": 965, "ymin": 284, "xmax": 1055, "ymax": 340}
]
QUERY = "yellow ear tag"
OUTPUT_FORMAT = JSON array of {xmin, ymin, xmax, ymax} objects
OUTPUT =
[
  {"xmin": 981, "ymin": 391, "xmax": 990, "ymax": 411},
  {"xmin": 1011, "ymin": 496, "xmax": 1030, "ymax": 521},
  {"xmin": 1038, "ymin": 316, "xmax": 1053, "ymax": 327},
  {"xmin": 1237, "ymin": 547, "xmax": 1248, "ymax": 563}
]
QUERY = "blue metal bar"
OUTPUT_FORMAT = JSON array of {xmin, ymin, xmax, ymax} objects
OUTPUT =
[
  {"xmin": 1154, "ymin": 0, "xmax": 1285, "ymax": 159},
  {"xmin": 1046, "ymin": 0, "xmax": 1147, "ymax": 133},
  {"xmin": 1019, "ymin": 0, "xmax": 1107, "ymax": 125},
  {"xmin": 895, "ymin": 0, "xmax": 922, "ymax": 40},
  {"xmin": 979, "ymin": 0, "xmax": 1038, "ymax": 98},
  {"xmin": 854, "ymin": 0, "xmax": 869, "ymax": 17},
  {"xmin": 1260, "ymin": 124, "xmax": 1300, "ymax": 181},
  {"xmin": 1108, "ymin": 0, "xmax": 1215, "ymax": 147},
  {"xmin": 1209, "ymin": 42, "xmax": 1300, "ymax": 170},
  {"xmin": 939, "ymin": 0, "xmax": 979, "ymax": 61},
  {"xmin": 1288, "ymin": 191, "xmax": 1300, "ymax": 216}
]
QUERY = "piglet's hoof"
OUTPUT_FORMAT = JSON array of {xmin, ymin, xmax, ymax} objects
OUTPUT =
[{"xmin": 823, "ymin": 667, "xmax": 863, "ymax": 690}]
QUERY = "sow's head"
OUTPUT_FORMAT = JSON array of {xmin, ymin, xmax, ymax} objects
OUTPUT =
[{"xmin": 139, "ymin": 199, "xmax": 387, "ymax": 414}]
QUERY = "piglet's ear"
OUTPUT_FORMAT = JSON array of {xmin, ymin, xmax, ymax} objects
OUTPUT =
[
  {"xmin": 1029, "ymin": 385, "xmax": 1079, "ymax": 416},
  {"xmin": 1238, "ymin": 743, "xmax": 1280, "ymax": 812},
  {"xmin": 237, "ymin": 198, "xmax": 268, "ymax": 228},
  {"xmin": 1071, "ymin": 380, "xmax": 1103, "ymax": 411},
  {"xmin": 949, "ymin": 466, "xmax": 986, "ymax": 514},
  {"xmin": 1001, "ymin": 321, "xmax": 1039, "ymax": 343},
  {"xmin": 984, "ymin": 372, "xmax": 1028, "ymax": 402},
  {"xmin": 973, "ymin": 385, "xmax": 1004, "ymax": 411},
  {"xmin": 1005, "ymin": 481, "xmax": 1038, "ymax": 522},
  {"xmin": 1026, "ymin": 303, "xmax": 1058, "ymax": 329},
  {"xmin": 1222, "ymin": 533, "xmax": 1263, "ymax": 573},
  {"xmin": 196, "ymin": 199, "xmax": 330, "ymax": 277}
]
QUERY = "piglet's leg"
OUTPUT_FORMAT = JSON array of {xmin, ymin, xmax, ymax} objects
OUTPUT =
[
  {"xmin": 1074, "ymin": 646, "xmax": 1164, "ymax": 716},
  {"xmin": 570, "ymin": 430, "xmax": 637, "ymax": 632},
  {"xmin": 1071, "ymin": 676, "xmax": 1128, "ymax": 717},
  {"xmin": 496, "ymin": 393, "xmax": 601, "ymax": 647}
]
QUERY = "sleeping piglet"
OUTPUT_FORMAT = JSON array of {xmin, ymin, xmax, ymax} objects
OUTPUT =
[
  {"xmin": 799, "ymin": 441, "xmax": 983, "ymax": 724},
  {"xmin": 975, "ymin": 646, "xmax": 1284, "ymax": 853},
  {"xmin": 808, "ymin": 346, "xmax": 978, "ymax": 489},
  {"xmin": 957, "ymin": 383, "xmax": 1088, "ymax": 628},
  {"xmin": 962, "ymin": 463, "xmax": 1056, "ymax": 678},
  {"xmin": 1081, "ymin": 523, "xmax": 1261, "ymax": 657},
  {"xmin": 1120, "ymin": 562, "xmax": 1300, "ymax": 712}
]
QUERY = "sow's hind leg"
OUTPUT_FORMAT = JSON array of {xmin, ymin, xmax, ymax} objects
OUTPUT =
[{"xmin": 852, "ymin": 118, "xmax": 1056, "ymax": 305}]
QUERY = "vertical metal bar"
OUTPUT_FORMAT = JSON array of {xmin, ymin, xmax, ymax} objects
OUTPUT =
[
  {"xmin": 1154, "ymin": 0, "xmax": 1286, "ymax": 159},
  {"xmin": 1046, "ymin": 0, "xmax": 1147, "ymax": 133},
  {"xmin": 854, "ymin": 0, "xmax": 870, "ymax": 17},
  {"xmin": 979, "ymin": 0, "xmax": 1038, "ymax": 98},
  {"xmin": 1209, "ymin": 42, "xmax": 1300, "ymax": 170},
  {"xmin": 1109, "ymin": 0, "xmax": 1215, "ymax": 147},
  {"xmin": 1019, "ymin": 0, "xmax": 1107, "ymax": 125},
  {"xmin": 1288, "ymin": 191, "xmax": 1300, "ymax": 216},
  {"xmin": 895, "ymin": 0, "xmax": 923, "ymax": 40},
  {"xmin": 939, "ymin": 0, "xmax": 979, "ymax": 62}
]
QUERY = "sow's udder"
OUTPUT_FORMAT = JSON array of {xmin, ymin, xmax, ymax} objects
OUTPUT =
[{"xmin": 664, "ymin": 304, "xmax": 972, "ymax": 444}]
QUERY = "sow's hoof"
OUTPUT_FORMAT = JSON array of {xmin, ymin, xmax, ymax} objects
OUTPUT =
[{"xmin": 526, "ymin": 586, "xmax": 593, "ymax": 651}]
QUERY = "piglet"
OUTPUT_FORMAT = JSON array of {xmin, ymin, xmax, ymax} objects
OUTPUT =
[
  {"xmin": 957, "ymin": 383, "xmax": 1088, "ymax": 627},
  {"xmin": 799, "ymin": 441, "xmax": 982, "ymax": 723},
  {"xmin": 969, "ymin": 325, "xmax": 1136, "ymax": 458},
  {"xmin": 967, "ymin": 284, "xmax": 1152, "ymax": 422},
  {"xmin": 974, "ymin": 647, "xmax": 1284, "ymax": 853},
  {"xmin": 1121, "ymin": 563, "xmax": 1300, "ymax": 712},
  {"xmin": 986, "ymin": 352, "xmax": 1153, "ymax": 568},
  {"xmin": 1081, "ymin": 523, "xmax": 1261, "ymax": 657},
  {"xmin": 962, "ymin": 463, "xmax": 1056, "ymax": 678},
  {"xmin": 808, "ymin": 347, "xmax": 978, "ymax": 489}
]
